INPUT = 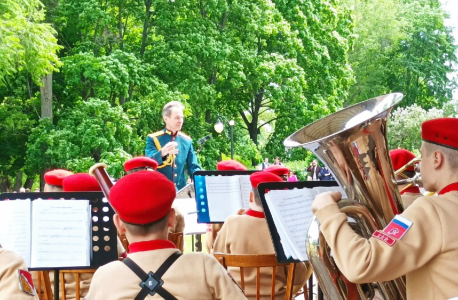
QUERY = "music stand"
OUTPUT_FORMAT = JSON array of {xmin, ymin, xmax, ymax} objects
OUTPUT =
[
  {"xmin": 193, "ymin": 170, "xmax": 258, "ymax": 223},
  {"xmin": 0, "ymin": 192, "xmax": 118, "ymax": 300},
  {"xmin": 257, "ymin": 181, "xmax": 339, "ymax": 264}
]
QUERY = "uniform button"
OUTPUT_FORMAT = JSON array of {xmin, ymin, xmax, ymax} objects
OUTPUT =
[
  {"xmin": 174, "ymin": 183, "xmax": 177, "ymax": 185},
  {"xmin": 174, "ymin": 165, "xmax": 177, "ymax": 168},
  {"xmin": 174, "ymin": 174, "xmax": 177, "ymax": 177}
]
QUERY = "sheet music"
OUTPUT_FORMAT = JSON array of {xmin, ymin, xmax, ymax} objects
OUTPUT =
[
  {"xmin": 313, "ymin": 186, "xmax": 348, "ymax": 198},
  {"xmin": 238, "ymin": 175, "xmax": 252, "ymax": 209},
  {"xmin": 30, "ymin": 200, "xmax": 91, "ymax": 268},
  {"xmin": 205, "ymin": 176, "xmax": 244, "ymax": 222},
  {"xmin": 265, "ymin": 189, "xmax": 317, "ymax": 261},
  {"xmin": 0, "ymin": 199, "xmax": 32, "ymax": 267}
]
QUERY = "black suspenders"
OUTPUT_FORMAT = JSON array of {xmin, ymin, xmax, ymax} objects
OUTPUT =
[{"xmin": 123, "ymin": 252, "xmax": 182, "ymax": 300}]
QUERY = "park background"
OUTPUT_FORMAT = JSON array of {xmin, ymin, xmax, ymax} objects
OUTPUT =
[{"xmin": 1, "ymin": 0, "xmax": 457, "ymax": 191}]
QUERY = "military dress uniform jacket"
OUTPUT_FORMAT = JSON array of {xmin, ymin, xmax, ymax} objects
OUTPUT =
[
  {"xmin": 315, "ymin": 184, "xmax": 458, "ymax": 300},
  {"xmin": 211, "ymin": 210, "xmax": 310, "ymax": 300},
  {"xmin": 84, "ymin": 240, "xmax": 246, "ymax": 300},
  {"xmin": 0, "ymin": 248, "xmax": 38, "ymax": 300},
  {"xmin": 145, "ymin": 129, "xmax": 201, "ymax": 190}
]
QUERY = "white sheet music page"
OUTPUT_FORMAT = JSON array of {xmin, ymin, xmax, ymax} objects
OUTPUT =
[
  {"xmin": 238, "ymin": 175, "xmax": 252, "ymax": 210},
  {"xmin": 205, "ymin": 176, "xmax": 243, "ymax": 222},
  {"xmin": 313, "ymin": 186, "xmax": 348, "ymax": 198},
  {"xmin": 0, "ymin": 199, "xmax": 32, "ymax": 267},
  {"xmin": 265, "ymin": 189, "xmax": 317, "ymax": 261},
  {"xmin": 30, "ymin": 199, "xmax": 91, "ymax": 268}
]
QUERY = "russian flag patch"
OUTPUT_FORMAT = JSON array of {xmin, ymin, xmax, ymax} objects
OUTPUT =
[{"xmin": 383, "ymin": 215, "xmax": 413, "ymax": 240}]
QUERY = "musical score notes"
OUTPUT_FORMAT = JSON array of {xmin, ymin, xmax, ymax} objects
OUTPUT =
[
  {"xmin": 0, "ymin": 199, "xmax": 91, "ymax": 268},
  {"xmin": 265, "ymin": 186, "xmax": 345, "ymax": 261}
]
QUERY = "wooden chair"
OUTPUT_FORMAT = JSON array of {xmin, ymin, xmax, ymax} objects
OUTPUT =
[
  {"xmin": 168, "ymin": 232, "xmax": 184, "ymax": 252},
  {"xmin": 59, "ymin": 269, "xmax": 97, "ymax": 300},
  {"xmin": 118, "ymin": 232, "xmax": 130, "ymax": 253},
  {"xmin": 35, "ymin": 271, "xmax": 53, "ymax": 300},
  {"xmin": 214, "ymin": 253, "xmax": 305, "ymax": 300}
]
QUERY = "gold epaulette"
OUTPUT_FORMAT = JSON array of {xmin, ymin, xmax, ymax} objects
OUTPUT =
[
  {"xmin": 148, "ymin": 131, "xmax": 165, "ymax": 139},
  {"xmin": 178, "ymin": 131, "xmax": 192, "ymax": 140}
]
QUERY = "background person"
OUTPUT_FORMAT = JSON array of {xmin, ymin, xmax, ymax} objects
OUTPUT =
[{"xmin": 306, "ymin": 159, "xmax": 321, "ymax": 181}]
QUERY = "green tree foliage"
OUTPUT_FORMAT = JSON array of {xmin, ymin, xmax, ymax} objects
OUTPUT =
[
  {"xmin": 0, "ymin": 0, "xmax": 61, "ymax": 84},
  {"xmin": 25, "ymin": 99, "xmax": 133, "ymax": 178},
  {"xmin": 343, "ymin": 0, "xmax": 457, "ymax": 109},
  {"xmin": 388, "ymin": 104, "xmax": 444, "ymax": 152}
]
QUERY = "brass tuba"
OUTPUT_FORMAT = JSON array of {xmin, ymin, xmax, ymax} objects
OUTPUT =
[{"xmin": 284, "ymin": 93, "xmax": 406, "ymax": 300}]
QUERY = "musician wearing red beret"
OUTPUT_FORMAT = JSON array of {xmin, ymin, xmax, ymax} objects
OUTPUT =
[
  {"xmin": 390, "ymin": 149, "xmax": 423, "ymax": 208},
  {"xmin": 311, "ymin": 118, "xmax": 458, "ymax": 299},
  {"xmin": 43, "ymin": 169, "xmax": 73, "ymax": 192},
  {"xmin": 263, "ymin": 165, "xmax": 289, "ymax": 181},
  {"xmin": 123, "ymin": 157, "xmax": 186, "ymax": 236},
  {"xmin": 85, "ymin": 171, "xmax": 246, "ymax": 300},
  {"xmin": 212, "ymin": 172, "xmax": 311, "ymax": 300}
]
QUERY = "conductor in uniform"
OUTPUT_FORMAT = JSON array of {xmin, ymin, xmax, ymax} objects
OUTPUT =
[
  {"xmin": 85, "ymin": 170, "xmax": 247, "ymax": 300},
  {"xmin": 145, "ymin": 101, "xmax": 201, "ymax": 190},
  {"xmin": 311, "ymin": 118, "xmax": 458, "ymax": 299}
]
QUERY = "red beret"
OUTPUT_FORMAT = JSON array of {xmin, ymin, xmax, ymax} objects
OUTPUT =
[
  {"xmin": 250, "ymin": 172, "xmax": 284, "ymax": 188},
  {"xmin": 217, "ymin": 160, "xmax": 247, "ymax": 171},
  {"xmin": 63, "ymin": 173, "xmax": 102, "ymax": 192},
  {"xmin": 110, "ymin": 171, "xmax": 176, "ymax": 225},
  {"xmin": 390, "ymin": 149, "xmax": 417, "ymax": 172},
  {"xmin": 124, "ymin": 156, "xmax": 158, "ymax": 173},
  {"xmin": 263, "ymin": 165, "xmax": 289, "ymax": 176},
  {"xmin": 422, "ymin": 118, "xmax": 458, "ymax": 150},
  {"xmin": 44, "ymin": 169, "xmax": 74, "ymax": 186}
]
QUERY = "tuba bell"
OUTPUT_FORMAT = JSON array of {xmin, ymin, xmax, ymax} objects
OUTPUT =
[{"xmin": 284, "ymin": 93, "xmax": 406, "ymax": 300}]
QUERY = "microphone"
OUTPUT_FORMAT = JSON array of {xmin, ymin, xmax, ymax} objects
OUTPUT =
[{"xmin": 197, "ymin": 135, "xmax": 212, "ymax": 144}]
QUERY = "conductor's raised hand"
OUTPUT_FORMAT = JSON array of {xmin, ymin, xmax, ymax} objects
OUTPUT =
[
  {"xmin": 311, "ymin": 191, "xmax": 342, "ymax": 213},
  {"xmin": 161, "ymin": 141, "xmax": 179, "ymax": 157}
]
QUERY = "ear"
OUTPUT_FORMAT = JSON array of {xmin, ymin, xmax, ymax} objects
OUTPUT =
[
  {"xmin": 167, "ymin": 208, "xmax": 176, "ymax": 229},
  {"xmin": 113, "ymin": 214, "xmax": 126, "ymax": 234},
  {"xmin": 433, "ymin": 150, "xmax": 444, "ymax": 169},
  {"xmin": 249, "ymin": 191, "xmax": 254, "ymax": 203}
]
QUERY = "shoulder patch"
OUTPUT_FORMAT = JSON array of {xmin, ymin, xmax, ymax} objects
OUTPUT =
[
  {"xmin": 148, "ymin": 131, "xmax": 165, "ymax": 138},
  {"xmin": 178, "ymin": 132, "xmax": 192, "ymax": 140},
  {"xmin": 372, "ymin": 230, "xmax": 396, "ymax": 247},
  {"xmin": 18, "ymin": 270, "xmax": 35, "ymax": 296}
]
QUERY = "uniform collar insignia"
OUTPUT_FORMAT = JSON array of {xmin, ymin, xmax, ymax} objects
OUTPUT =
[
  {"xmin": 245, "ymin": 209, "xmax": 265, "ymax": 218},
  {"xmin": 438, "ymin": 182, "xmax": 458, "ymax": 195},
  {"xmin": 164, "ymin": 128, "xmax": 178, "ymax": 137},
  {"xmin": 128, "ymin": 239, "xmax": 176, "ymax": 253}
]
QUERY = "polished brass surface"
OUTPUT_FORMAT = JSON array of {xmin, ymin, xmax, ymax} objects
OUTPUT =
[{"xmin": 284, "ymin": 93, "xmax": 406, "ymax": 300}]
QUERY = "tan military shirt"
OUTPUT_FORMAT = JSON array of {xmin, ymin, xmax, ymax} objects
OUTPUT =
[
  {"xmin": 400, "ymin": 186, "xmax": 423, "ymax": 209},
  {"xmin": 315, "ymin": 185, "xmax": 458, "ymax": 300},
  {"xmin": 85, "ymin": 240, "xmax": 247, "ymax": 300},
  {"xmin": 0, "ymin": 248, "xmax": 38, "ymax": 300},
  {"xmin": 169, "ymin": 204, "xmax": 185, "ymax": 234},
  {"xmin": 211, "ymin": 210, "xmax": 310, "ymax": 300},
  {"xmin": 205, "ymin": 223, "xmax": 223, "ymax": 253}
]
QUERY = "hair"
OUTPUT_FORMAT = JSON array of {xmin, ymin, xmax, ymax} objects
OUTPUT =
[
  {"xmin": 162, "ymin": 101, "xmax": 185, "ymax": 117},
  {"xmin": 123, "ymin": 212, "xmax": 170, "ymax": 236},
  {"xmin": 275, "ymin": 157, "xmax": 280, "ymax": 160},
  {"xmin": 252, "ymin": 188, "xmax": 264, "ymax": 207},
  {"xmin": 423, "ymin": 141, "xmax": 458, "ymax": 172}
]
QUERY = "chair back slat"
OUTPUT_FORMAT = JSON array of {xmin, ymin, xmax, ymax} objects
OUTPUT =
[
  {"xmin": 60, "ymin": 272, "xmax": 66, "ymax": 300},
  {"xmin": 75, "ymin": 272, "xmax": 80, "ymax": 300},
  {"xmin": 213, "ymin": 253, "xmax": 300, "ymax": 300},
  {"xmin": 271, "ymin": 266, "xmax": 277, "ymax": 300},
  {"xmin": 168, "ymin": 232, "xmax": 184, "ymax": 252}
]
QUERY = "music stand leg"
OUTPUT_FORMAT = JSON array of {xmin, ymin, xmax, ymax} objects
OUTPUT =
[
  {"xmin": 192, "ymin": 235, "xmax": 195, "ymax": 252},
  {"xmin": 308, "ymin": 276, "xmax": 313, "ymax": 300},
  {"xmin": 54, "ymin": 270, "xmax": 59, "ymax": 300},
  {"xmin": 195, "ymin": 234, "xmax": 202, "ymax": 252},
  {"xmin": 318, "ymin": 284, "xmax": 323, "ymax": 300}
]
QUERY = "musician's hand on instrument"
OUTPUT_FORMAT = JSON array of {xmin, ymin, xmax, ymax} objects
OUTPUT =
[
  {"xmin": 161, "ymin": 142, "xmax": 179, "ymax": 157},
  {"xmin": 312, "ymin": 191, "xmax": 342, "ymax": 213}
]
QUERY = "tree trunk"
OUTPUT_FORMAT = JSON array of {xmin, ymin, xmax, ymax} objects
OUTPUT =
[
  {"xmin": 24, "ymin": 177, "xmax": 35, "ymax": 189},
  {"xmin": 13, "ymin": 170, "xmax": 23, "ymax": 191},
  {"xmin": 140, "ymin": 0, "xmax": 153, "ymax": 58},
  {"xmin": 40, "ymin": 73, "xmax": 53, "ymax": 123},
  {"xmin": 0, "ymin": 175, "xmax": 10, "ymax": 193}
]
